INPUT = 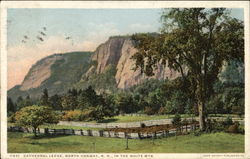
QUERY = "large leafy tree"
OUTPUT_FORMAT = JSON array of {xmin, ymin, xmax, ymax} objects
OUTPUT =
[
  {"xmin": 15, "ymin": 105, "xmax": 59, "ymax": 136},
  {"xmin": 131, "ymin": 8, "xmax": 244, "ymax": 130}
]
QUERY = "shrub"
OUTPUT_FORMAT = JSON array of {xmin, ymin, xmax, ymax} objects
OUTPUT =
[
  {"xmin": 144, "ymin": 107, "xmax": 154, "ymax": 115},
  {"xmin": 238, "ymin": 124, "xmax": 245, "ymax": 134},
  {"xmin": 140, "ymin": 123, "xmax": 146, "ymax": 128},
  {"xmin": 205, "ymin": 119, "xmax": 212, "ymax": 132},
  {"xmin": 62, "ymin": 107, "xmax": 104, "ymax": 121},
  {"xmin": 172, "ymin": 114, "xmax": 181, "ymax": 126},
  {"xmin": 227, "ymin": 124, "xmax": 238, "ymax": 133},
  {"xmin": 210, "ymin": 119, "xmax": 224, "ymax": 132},
  {"xmin": 158, "ymin": 106, "xmax": 166, "ymax": 115},
  {"xmin": 8, "ymin": 113, "xmax": 16, "ymax": 123},
  {"xmin": 191, "ymin": 129, "xmax": 202, "ymax": 136},
  {"xmin": 62, "ymin": 110, "xmax": 82, "ymax": 121},
  {"xmin": 227, "ymin": 121, "xmax": 240, "ymax": 133},
  {"xmin": 223, "ymin": 116, "xmax": 233, "ymax": 127}
]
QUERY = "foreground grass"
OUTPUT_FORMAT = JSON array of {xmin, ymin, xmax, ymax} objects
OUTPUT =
[{"xmin": 8, "ymin": 132, "xmax": 244, "ymax": 153}]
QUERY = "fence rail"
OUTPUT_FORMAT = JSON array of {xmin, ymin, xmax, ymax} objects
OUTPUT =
[
  {"xmin": 58, "ymin": 118, "xmax": 199, "ymax": 129},
  {"xmin": 8, "ymin": 124, "xmax": 199, "ymax": 139},
  {"xmin": 58, "ymin": 117, "xmax": 244, "ymax": 129}
]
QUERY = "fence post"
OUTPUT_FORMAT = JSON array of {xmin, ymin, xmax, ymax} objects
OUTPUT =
[
  {"xmin": 45, "ymin": 128, "xmax": 49, "ymax": 135},
  {"xmin": 88, "ymin": 130, "xmax": 92, "ymax": 136},
  {"xmin": 138, "ymin": 132, "xmax": 141, "ymax": 139},
  {"xmin": 80, "ymin": 129, "xmax": 83, "ymax": 135},
  {"xmin": 99, "ymin": 130, "xmax": 103, "ymax": 137},
  {"xmin": 152, "ymin": 133, "xmax": 155, "ymax": 145},
  {"xmin": 125, "ymin": 136, "xmax": 129, "ymax": 150},
  {"xmin": 92, "ymin": 142, "xmax": 96, "ymax": 153}
]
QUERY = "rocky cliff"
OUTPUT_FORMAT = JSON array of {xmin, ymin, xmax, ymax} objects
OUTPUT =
[
  {"xmin": 20, "ymin": 55, "xmax": 63, "ymax": 91},
  {"xmin": 85, "ymin": 36, "xmax": 180, "ymax": 89},
  {"xmin": 8, "ymin": 52, "xmax": 92, "ymax": 101}
]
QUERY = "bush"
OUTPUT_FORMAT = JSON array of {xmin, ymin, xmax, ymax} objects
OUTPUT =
[
  {"xmin": 191, "ymin": 129, "xmax": 202, "ymax": 136},
  {"xmin": 8, "ymin": 113, "xmax": 16, "ymax": 123},
  {"xmin": 62, "ymin": 110, "xmax": 82, "ymax": 121},
  {"xmin": 144, "ymin": 107, "xmax": 155, "ymax": 115},
  {"xmin": 158, "ymin": 107, "xmax": 166, "ymax": 115},
  {"xmin": 172, "ymin": 114, "xmax": 181, "ymax": 126},
  {"xmin": 223, "ymin": 116, "xmax": 233, "ymax": 126},
  {"xmin": 227, "ymin": 121, "xmax": 240, "ymax": 133},
  {"xmin": 238, "ymin": 124, "xmax": 245, "ymax": 134},
  {"xmin": 62, "ymin": 107, "xmax": 104, "ymax": 121},
  {"xmin": 227, "ymin": 124, "xmax": 239, "ymax": 133},
  {"xmin": 210, "ymin": 119, "xmax": 224, "ymax": 132},
  {"xmin": 140, "ymin": 123, "xmax": 146, "ymax": 128}
]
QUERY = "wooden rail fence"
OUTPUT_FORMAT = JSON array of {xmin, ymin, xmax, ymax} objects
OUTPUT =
[{"xmin": 8, "ymin": 124, "xmax": 199, "ymax": 139}]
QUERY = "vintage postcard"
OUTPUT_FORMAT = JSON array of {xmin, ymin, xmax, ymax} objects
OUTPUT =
[{"xmin": 1, "ymin": 1, "xmax": 249, "ymax": 159}]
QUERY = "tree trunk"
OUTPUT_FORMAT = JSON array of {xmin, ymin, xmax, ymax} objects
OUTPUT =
[
  {"xmin": 198, "ymin": 98, "xmax": 206, "ymax": 131},
  {"xmin": 196, "ymin": 76, "xmax": 206, "ymax": 131},
  {"xmin": 33, "ymin": 127, "xmax": 37, "ymax": 137}
]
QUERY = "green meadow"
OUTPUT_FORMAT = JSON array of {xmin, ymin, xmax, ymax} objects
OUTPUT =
[{"xmin": 8, "ymin": 132, "xmax": 244, "ymax": 153}]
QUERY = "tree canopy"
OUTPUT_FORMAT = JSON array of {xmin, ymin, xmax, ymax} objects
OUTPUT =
[
  {"xmin": 131, "ymin": 8, "xmax": 244, "ymax": 130},
  {"xmin": 15, "ymin": 105, "xmax": 59, "ymax": 136}
]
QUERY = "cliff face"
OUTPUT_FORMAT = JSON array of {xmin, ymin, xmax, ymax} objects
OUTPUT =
[
  {"xmin": 92, "ymin": 37, "xmax": 126, "ymax": 74},
  {"xmin": 86, "ymin": 37, "xmax": 180, "ymax": 89},
  {"xmin": 20, "ymin": 55, "xmax": 63, "ymax": 91},
  {"xmin": 8, "ymin": 52, "xmax": 92, "ymax": 101}
]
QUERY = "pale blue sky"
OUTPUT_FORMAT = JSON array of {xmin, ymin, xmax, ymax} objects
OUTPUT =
[
  {"xmin": 7, "ymin": 8, "xmax": 243, "ymax": 48},
  {"xmin": 7, "ymin": 8, "xmax": 244, "ymax": 89},
  {"xmin": 7, "ymin": 9, "xmax": 162, "ymax": 47}
]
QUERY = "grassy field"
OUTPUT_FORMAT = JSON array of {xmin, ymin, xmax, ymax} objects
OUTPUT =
[
  {"xmin": 87, "ymin": 114, "xmax": 243, "ymax": 123},
  {"xmin": 92, "ymin": 114, "xmax": 192, "ymax": 123},
  {"xmin": 8, "ymin": 132, "xmax": 244, "ymax": 153}
]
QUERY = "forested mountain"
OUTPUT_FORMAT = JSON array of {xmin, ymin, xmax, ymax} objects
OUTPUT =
[
  {"xmin": 8, "ymin": 35, "xmax": 244, "ymax": 117},
  {"xmin": 8, "ymin": 36, "xmax": 180, "ymax": 101}
]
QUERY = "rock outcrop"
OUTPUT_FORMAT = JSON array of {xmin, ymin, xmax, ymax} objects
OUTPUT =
[
  {"xmin": 86, "ymin": 36, "xmax": 180, "ymax": 89},
  {"xmin": 20, "ymin": 55, "xmax": 63, "ymax": 91}
]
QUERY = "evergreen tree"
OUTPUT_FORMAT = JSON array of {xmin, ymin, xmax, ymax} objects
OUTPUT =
[
  {"xmin": 40, "ymin": 88, "xmax": 50, "ymax": 106},
  {"xmin": 7, "ymin": 97, "xmax": 16, "ymax": 113}
]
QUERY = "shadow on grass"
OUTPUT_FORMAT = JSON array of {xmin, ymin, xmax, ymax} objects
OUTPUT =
[
  {"xmin": 97, "ymin": 118, "xmax": 118, "ymax": 123},
  {"xmin": 26, "ymin": 134, "xmax": 71, "ymax": 140}
]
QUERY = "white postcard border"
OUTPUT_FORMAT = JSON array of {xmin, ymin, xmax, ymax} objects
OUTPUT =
[{"xmin": 1, "ymin": 1, "xmax": 249, "ymax": 159}]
